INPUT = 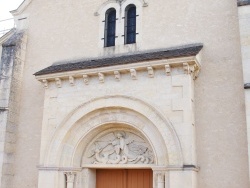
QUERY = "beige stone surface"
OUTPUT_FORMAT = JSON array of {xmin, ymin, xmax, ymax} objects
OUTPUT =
[
  {"xmin": 0, "ymin": 0, "xmax": 246, "ymax": 187},
  {"xmin": 239, "ymin": 4, "xmax": 250, "ymax": 180}
]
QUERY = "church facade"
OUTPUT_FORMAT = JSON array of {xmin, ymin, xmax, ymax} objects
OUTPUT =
[{"xmin": 0, "ymin": 0, "xmax": 249, "ymax": 188}]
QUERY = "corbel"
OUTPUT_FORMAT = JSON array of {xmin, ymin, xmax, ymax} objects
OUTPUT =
[
  {"xmin": 147, "ymin": 67, "xmax": 154, "ymax": 78},
  {"xmin": 42, "ymin": 79, "xmax": 49, "ymax": 89},
  {"xmin": 83, "ymin": 75, "xmax": 89, "ymax": 85},
  {"xmin": 114, "ymin": 71, "xmax": 121, "ymax": 81},
  {"xmin": 55, "ymin": 78, "xmax": 62, "ymax": 88},
  {"xmin": 130, "ymin": 69, "xmax": 137, "ymax": 80},
  {"xmin": 69, "ymin": 76, "xmax": 75, "ymax": 86},
  {"xmin": 98, "ymin": 73, "xmax": 105, "ymax": 83},
  {"xmin": 165, "ymin": 64, "xmax": 171, "ymax": 76},
  {"xmin": 183, "ymin": 62, "xmax": 190, "ymax": 74}
]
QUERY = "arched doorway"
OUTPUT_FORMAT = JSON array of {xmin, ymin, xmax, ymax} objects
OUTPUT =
[{"xmin": 38, "ymin": 96, "xmax": 184, "ymax": 188}]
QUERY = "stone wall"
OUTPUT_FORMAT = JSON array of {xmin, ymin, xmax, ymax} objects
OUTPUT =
[
  {"xmin": 238, "ymin": 3, "xmax": 250, "ymax": 180},
  {"xmin": 0, "ymin": 31, "xmax": 27, "ymax": 188}
]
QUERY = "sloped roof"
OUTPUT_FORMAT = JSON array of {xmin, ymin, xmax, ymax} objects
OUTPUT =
[
  {"xmin": 238, "ymin": 0, "xmax": 250, "ymax": 6},
  {"xmin": 34, "ymin": 43, "xmax": 203, "ymax": 76}
]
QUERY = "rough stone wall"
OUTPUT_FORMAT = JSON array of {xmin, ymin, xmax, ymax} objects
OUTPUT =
[{"xmin": 0, "ymin": 31, "xmax": 27, "ymax": 188}]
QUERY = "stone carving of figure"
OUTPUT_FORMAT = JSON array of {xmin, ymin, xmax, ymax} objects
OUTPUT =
[
  {"xmin": 112, "ymin": 132, "xmax": 133, "ymax": 155},
  {"xmin": 88, "ymin": 131, "xmax": 154, "ymax": 164}
]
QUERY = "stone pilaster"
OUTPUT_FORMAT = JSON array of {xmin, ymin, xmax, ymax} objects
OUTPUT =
[{"xmin": 0, "ymin": 30, "xmax": 27, "ymax": 188}]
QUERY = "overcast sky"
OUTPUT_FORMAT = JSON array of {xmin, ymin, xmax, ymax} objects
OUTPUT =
[
  {"xmin": 0, "ymin": 0, "xmax": 23, "ymax": 33},
  {"xmin": 0, "ymin": 0, "xmax": 24, "ymax": 19}
]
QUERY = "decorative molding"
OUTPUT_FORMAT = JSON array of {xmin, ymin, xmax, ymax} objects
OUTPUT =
[
  {"xmin": 35, "ymin": 56, "xmax": 201, "ymax": 87},
  {"xmin": 130, "ymin": 69, "xmax": 137, "ymax": 80},
  {"xmin": 37, "ymin": 166, "xmax": 82, "ymax": 171},
  {"xmin": 55, "ymin": 78, "xmax": 62, "ymax": 88},
  {"xmin": 147, "ymin": 67, "xmax": 154, "ymax": 78},
  {"xmin": 87, "ymin": 131, "xmax": 154, "ymax": 164}
]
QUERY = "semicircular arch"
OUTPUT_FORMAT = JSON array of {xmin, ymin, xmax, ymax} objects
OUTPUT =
[{"xmin": 43, "ymin": 95, "xmax": 183, "ymax": 167}]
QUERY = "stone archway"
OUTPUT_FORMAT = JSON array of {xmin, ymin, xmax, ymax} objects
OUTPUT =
[
  {"xmin": 38, "ymin": 96, "xmax": 184, "ymax": 188},
  {"xmin": 42, "ymin": 96, "xmax": 183, "ymax": 167}
]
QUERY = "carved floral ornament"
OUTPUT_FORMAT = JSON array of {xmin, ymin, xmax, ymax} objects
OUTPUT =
[{"xmin": 85, "ymin": 131, "xmax": 154, "ymax": 164}]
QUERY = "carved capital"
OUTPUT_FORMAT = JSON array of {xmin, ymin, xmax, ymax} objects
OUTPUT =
[
  {"xmin": 157, "ymin": 172, "xmax": 165, "ymax": 183},
  {"xmin": 65, "ymin": 172, "xmax": 76, "ymax": 183}
]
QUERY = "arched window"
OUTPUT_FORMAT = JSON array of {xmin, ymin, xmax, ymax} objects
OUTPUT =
[
  {"xmin": 125, "ymin": 5, "xmax": 136, "ymax": 44},
  {"xmin": 105, "ymin": 8, "xmax": 116, "ymax": 47}
]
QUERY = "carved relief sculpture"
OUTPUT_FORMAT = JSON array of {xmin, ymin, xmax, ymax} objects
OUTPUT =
[{"xmin": 86, "ymin": 131, "xmax": 154, "ymax": 164}]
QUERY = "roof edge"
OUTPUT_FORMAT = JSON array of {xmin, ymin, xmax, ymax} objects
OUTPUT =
[
  {"xmin": 10, "ymin": 0, "xmax": 32, "ymax": 16},
  {"xmin": 34, "ymin": 43, "xmax": 203, "ymax": 76},
  {"xmin": 238, "ymin": 0, "xmax": 250, "ymax": 6},
  {"xmin": 0, "ymin": 29, "xmax": 16, "ymax": 44}
]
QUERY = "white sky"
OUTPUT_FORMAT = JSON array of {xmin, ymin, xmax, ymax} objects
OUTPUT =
[
  {"xmin": 0, "ymin": 0, "xmax": 24, "ymax": 19},
  {"xmin": 0, "ymin": 0, "xmax": 24, "ymax": 33}
]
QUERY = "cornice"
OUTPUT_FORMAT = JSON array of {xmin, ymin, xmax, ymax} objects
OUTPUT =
[
  {"xmin": 34, "ymin": 44, "xmax": 203, "ymax": 76},
  {"xmin": 10, "ymin": 0, "xmax": 32, "ymax": 16},
  {"xmin": 35, "ymin": 55, "xmax": 202, "ymax": 89},
  {"xmin": 35, "ymin": 44, "xmax": 203, "ymax": 89}
]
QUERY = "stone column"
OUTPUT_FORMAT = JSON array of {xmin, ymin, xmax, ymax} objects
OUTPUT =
[
  {"xmin": 157, "ymin": 172, "xmax": 165, "ymax": 188},
  {"xmin": 65, "ymin": 172, "xmax": 76, "ymax": 188},
  {"xmin": 152, "ymin": 166, "xmax": 168, "ymax": 188}
]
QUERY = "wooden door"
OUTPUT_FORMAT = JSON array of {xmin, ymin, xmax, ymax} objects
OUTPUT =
[{"xmin": 96, "ymin": 169, "xmax": 153, "ymax": 188}]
